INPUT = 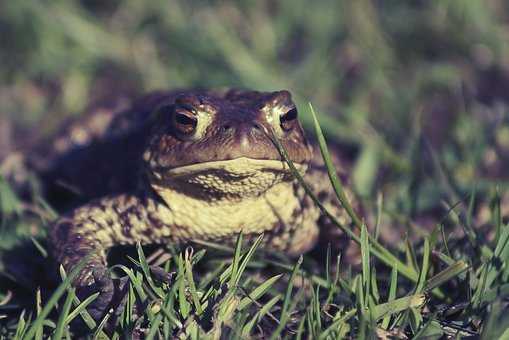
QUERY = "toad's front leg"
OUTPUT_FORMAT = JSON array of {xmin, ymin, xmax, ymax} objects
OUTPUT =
[{"xmin": 49, "ymin": 192, "xmax": 172, "ymax": 320}]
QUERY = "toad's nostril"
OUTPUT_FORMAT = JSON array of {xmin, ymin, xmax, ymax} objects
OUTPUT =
[{"xmin": 251, "ymin": 123, "xmax": 268, "ymax": 137}]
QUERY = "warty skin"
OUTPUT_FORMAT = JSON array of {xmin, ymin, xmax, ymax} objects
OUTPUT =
[{"xmin": 47, "ymin": 89, "xmax": 357, "ymax": 320}]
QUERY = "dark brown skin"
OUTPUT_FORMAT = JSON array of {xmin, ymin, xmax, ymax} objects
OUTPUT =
[{"xmin": 43, "ymin": 89, "xmax": 357, "ymax": 322}]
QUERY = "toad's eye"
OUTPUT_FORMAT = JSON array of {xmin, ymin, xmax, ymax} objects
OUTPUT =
[
  {"xmin": 173, "ymin": 108, "xmax": 198, "ymax": 135},
  {"xmin": 280, "ymin": 107, "xmax": 298, "ymax": 131}
]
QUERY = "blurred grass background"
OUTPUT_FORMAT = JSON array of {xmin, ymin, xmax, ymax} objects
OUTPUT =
[
  {"xmin": 2, "ymin": 0, "xmax": 509, "ymax": 218},
  {"xmin": 1, "ymin": 1, "xmax": 509, "ymax": 337}
]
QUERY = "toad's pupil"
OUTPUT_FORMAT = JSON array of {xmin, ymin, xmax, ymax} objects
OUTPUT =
[
  {"xmin": 280, "ymin": 108, "xmax": 298, "ymax": 130},
  {"xmin": 175, "ymin": 111, "xmax": 197, "ymax": 132}
]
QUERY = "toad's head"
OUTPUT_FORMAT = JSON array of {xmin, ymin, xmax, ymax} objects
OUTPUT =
[{"xmin": 143, "ymin": 89, "xmax": 312, "ymax": 199}]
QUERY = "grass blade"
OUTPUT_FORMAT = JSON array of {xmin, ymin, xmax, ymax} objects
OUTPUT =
[
  {"xmin": 372, "ymin": 294, "xmax": 426, "ymax": 320},
  {"xmin": 52, "ymin": 288, "xmax": 75, "ymax": 340},
  {"xmin": 425, "ymin": 261, "xmax": 469, "ymax": 292},
  {"xmin": 22, "ymin": 255, "xmax": 93, "ymax": 340},
  {"xmin": 237, "ymin": 274, "xmax": 283, "ymax": 311}
]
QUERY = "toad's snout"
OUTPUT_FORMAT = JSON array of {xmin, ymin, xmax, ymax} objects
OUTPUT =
[
  {"xmin": 236, "ymin": 122, "xmax": 268, "ymax": 153},
  {"xmin": 217, "ymin": 119, "xmax": 276, "ymax": 161}
]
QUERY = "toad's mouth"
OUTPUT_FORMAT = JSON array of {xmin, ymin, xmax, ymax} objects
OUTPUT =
[
  {"xmin": 165, "ymin": 157, "xmax": 307, "ymax": 178},
  {"xmin": 150, "ymin": 157, "xmax": 308, "ymax": 198}
]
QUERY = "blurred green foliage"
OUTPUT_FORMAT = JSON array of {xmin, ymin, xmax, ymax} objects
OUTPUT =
[{"xmin": 2, "ymin": 1, "xmax": 509, "ymax": 337}]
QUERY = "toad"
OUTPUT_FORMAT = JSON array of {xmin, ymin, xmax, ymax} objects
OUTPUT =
[{"xmin": 45, "ymin": 89, "xmax": 356, "ymax": 319}]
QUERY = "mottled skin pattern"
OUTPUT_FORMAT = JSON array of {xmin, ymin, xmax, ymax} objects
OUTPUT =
[{"xmin": 47, "ymin": 89, "xmax": 357, "ymax": 320}]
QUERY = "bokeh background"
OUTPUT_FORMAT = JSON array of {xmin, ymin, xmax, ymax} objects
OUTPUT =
[
  {"xmin": 1, "ymin": 0, "xmax": 509, "ymax": 223},
  {"xmin": 2, "ymin": 1, "xmax": 509, "ymax": 337}
]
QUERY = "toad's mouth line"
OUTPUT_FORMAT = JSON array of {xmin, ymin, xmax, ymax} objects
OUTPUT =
[{"xmin": 165, "ymin": 157, "xmax": 307, "ymax": 177}]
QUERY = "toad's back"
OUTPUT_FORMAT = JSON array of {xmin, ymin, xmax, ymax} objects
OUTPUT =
[{"xmin": 28, "ymin": 91, "xmax": 204, "ymax": 201}]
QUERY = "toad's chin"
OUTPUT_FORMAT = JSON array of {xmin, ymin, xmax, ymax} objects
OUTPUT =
[{"xmin": 149, "ymin": 157, "xmax": 308, "ymax": 198}]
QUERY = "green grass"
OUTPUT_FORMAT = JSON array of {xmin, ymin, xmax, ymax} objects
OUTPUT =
[
  {"xmin": 0, "ymin": 106, "xmax": 507, "ymax": 338},
  {"xmin": 2, "ymin": 0, "xmax": 509, "ymax": 338}
]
